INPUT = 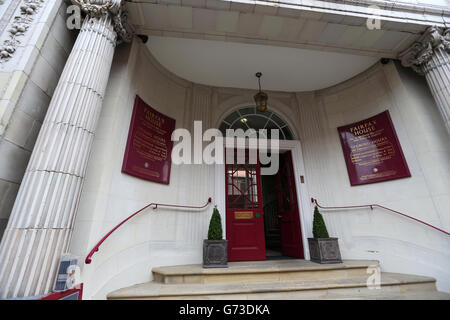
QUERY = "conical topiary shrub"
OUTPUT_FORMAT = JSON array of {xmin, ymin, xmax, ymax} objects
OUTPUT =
[
  {"xmin": 208, "ymin": 206, "xmax": 223, "ymax": 240},
  {"xmin": 308, "ymin": 205, "xmax": 341, "ymax": 264},
  {"xmin": 203, "ymin": 206, "xmax": 227, "ymax": 268},
  {"xmin": 313, "ymin": 206, "xmax": 329, "ymax": 238}
]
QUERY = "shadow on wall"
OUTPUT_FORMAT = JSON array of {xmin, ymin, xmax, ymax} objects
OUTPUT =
[
  {"xmin": 340, "ymin": 234, "xmax": 450, "ymax": 293},
  {"xmin": 85, "ymin": 244, "xmax": 203, "ymax": 300}
]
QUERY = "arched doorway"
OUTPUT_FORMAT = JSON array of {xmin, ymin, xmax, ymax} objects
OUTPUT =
[
  {"xmin": 218, "ymin": 106, "xmax": 295, "ymax": 140},
  {"xmin": 217, "ymin": 106, "xmax": 311, "ymax": 261}
]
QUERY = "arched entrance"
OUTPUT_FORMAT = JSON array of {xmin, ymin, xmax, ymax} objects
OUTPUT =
[
  {"xmin": 218, "ymin": 106, "xmax": 295, "ymax": 140},
  {"xmin": 215, "ymin": 106, "xmax": 312, "ymax": 261}
]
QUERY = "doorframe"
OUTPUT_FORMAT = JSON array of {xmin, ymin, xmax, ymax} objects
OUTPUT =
[{"xmin": 214, "ymin": 139, "xmax": 313, "ymax": 260}]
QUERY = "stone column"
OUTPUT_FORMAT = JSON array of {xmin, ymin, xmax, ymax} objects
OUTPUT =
[
  {"xmin": 400, "ymin": 27, "xmax": 450, "ymax": 135},
  {"xmin": 0, "ymin": 0, "xmax": 132, "ymax": 298}
]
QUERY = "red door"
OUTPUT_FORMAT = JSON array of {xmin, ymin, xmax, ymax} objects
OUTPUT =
[
  {"xmin": 275, "ymin": 151, "xmax": 304, "ymax": 258},
  {"xmin": 226, "ymin": 149, "xmax": 266, "ymax": 261}
]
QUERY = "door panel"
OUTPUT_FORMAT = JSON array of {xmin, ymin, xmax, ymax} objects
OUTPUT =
[
  {"xmin": 275, "ymin": 151, "xmax": 304, "ymax": 258},
  {"xmin": 226, "ymin": 149, "xmax": 266, "ymax": 261}
]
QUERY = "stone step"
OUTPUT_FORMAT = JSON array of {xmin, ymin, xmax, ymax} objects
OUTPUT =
[
  {"xmin": 107, "ymin": 272, "xmax": 444, "ymax": 300},
  {"xmin": 323, "ymin": 290, "xmax": 450, "ymax": 300},
  {"xmin": 152, "ymin": 259, "xmax": 380, "ymax": 285}
]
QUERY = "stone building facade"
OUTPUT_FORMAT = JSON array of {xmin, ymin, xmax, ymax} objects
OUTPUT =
[{"xmin": 0, "ymin": 0, "xmax": 449, "ymax": 299}]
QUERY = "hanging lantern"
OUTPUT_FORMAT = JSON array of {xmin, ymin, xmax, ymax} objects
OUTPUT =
[{"xmin": 254, "ymin": 72, "xmax": 268, "ymax": 112}]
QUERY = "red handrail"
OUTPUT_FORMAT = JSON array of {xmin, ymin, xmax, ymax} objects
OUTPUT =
[
  {"xmin": 85, "ymin": 197, "xmax": 212, "ymax": 264},
  {"xmin": 311, "ymin": 197, "xmax": 450, "ymax": 236}
]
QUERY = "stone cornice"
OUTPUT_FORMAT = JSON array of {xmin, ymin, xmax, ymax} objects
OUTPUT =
[
  {"xmin": 171, "ymin": 0, "xmax": 450, "ymax": 26},
  {"xmin": 72, "ymin": 0, "xmax": 134, "ymax": 43},
  {"xmin": 344, "ymin": 0, "xmax": 450, "ymax": 15},
  {"xmin": 399, "ymin": 27, "xmax": 450, "ymax": 74}
]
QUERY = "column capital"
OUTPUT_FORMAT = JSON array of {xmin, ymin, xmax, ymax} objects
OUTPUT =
[
  {"xmin": 72, "ymin": 0, "xmax": 134, "ymax": 43},
  {"xmin": 399, "ymin": 27, "xmax": 449, "ymax": 75}
]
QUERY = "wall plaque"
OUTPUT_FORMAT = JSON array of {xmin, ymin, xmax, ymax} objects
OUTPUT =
[
  {"xmin": 337, "ymin": 110, "xmax": 410, "ymax": 186},
  {"xmin": 234, "ymin": 211, "xmax": 254, "ymax": 219},
  {"xmin": 122, "ymin": 96, "xmax": 176, "ymax": 184}
]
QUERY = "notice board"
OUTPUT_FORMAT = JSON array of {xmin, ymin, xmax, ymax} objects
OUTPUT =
[
  {"xmin": 122, "ymin": 96, "xmax": 176, "ymax": 184},
  {"xmin": 337, "ymin": 110, "xmax": 410, "ymax": 186}
]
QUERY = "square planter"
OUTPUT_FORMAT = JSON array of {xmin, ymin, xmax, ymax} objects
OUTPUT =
[
  {"xmin": 203, "ymin": 240, "xmax": 228, "ymax": 268},
  {"xmin": 308, "ymin": 237, "xmax": 342, "ymax": 264}
]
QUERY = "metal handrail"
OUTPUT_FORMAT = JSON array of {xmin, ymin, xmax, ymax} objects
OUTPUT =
[
  {"xmin": 85, "ymin": 197, "xmax": 212, "ymax": 264},
  {"xmin": 311, "ymin": 197, "xmax": 449, "ymax": 236}
]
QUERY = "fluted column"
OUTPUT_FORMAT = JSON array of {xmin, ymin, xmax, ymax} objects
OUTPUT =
[
  {"xmin": 0, "ymin": 0, "xmax": 133, "ymax": 298},
  {"xmin": 400, "ymin": 27, "xmax": 450, "ymax": 135}
]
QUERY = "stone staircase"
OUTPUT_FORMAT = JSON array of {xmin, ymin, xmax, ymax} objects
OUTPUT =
[{"xmin": 107, "ymin": 260, "xmax": 450, "ymax": 300}]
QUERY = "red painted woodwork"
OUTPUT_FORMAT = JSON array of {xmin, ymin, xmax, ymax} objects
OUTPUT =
[
  {"xmin": 275, "ymin": 151, "xmax": 304, "ymax": 258},
  {"xmin": 225, "ymin": 149, "xmax": 266, "ymax": 261},
  {"xmin": 38, "ymin": 284, "xmax": 83, "ymax": 300}
]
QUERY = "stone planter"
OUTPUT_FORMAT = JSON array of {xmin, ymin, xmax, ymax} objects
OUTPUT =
[
  {"xmin": 308, "ymin": 238, "xmax": 342, "ymax": 264},
  {"xmin": 203, "ymin": 240, "xmax": 228, "ymax": 268}
]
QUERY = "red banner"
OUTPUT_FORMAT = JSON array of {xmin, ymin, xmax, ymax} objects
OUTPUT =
[
  {"xmin": 338, "ymin": 110, "xmax": 410, "ymax": 186},
  {"xmin": 38, "ymin": 284, "xmax": 83, "ymax": 300},
  {"xmin": 122, "ymin": 96, "xmax": 176, "ymax": 184}
]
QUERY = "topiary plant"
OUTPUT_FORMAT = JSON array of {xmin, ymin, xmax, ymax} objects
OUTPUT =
[
  {"xmin": 313, "ymin": 206, "xmax": 329, "ymax": 238},
  {"xmin": 207, "ymin": 206, "xmax": 223, "ymax": 240}
]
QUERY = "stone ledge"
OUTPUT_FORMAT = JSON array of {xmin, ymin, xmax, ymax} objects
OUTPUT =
[
  {"xmin": 152, "ymin": 259, "xmax": 379, "ymax": 275},
  {"xmin": 107, "ymin": 271, "xmax": 441, "ymax": 299}
]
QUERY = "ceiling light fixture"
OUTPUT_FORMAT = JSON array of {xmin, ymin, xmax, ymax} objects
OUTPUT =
[{"xmin": 254, "ymin": 72, "xmax": 268, "ymax": 112}]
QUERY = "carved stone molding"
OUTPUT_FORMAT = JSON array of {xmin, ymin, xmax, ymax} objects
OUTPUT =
[
  {"xmin": 400, "ymin": 26, "xmax": 450, "ymax": 136},
  {"xmin": 399, "ymin": 26, "xmax": 450, "ymax": 75},
  {"xmin": 0, "ymin": 0, "xmax": 44, "ymax": 63},
  {"xmin": 72, "ymin": 0, "xmax": 134, "ymax": 43}
]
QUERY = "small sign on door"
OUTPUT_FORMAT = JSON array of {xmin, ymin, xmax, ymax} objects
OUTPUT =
[{"xmin": 234, "ymin": 211, "xmax": 253, "ymax": 219}]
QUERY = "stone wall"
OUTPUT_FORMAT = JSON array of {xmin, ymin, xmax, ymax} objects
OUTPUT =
[
  {"xmin": 69, "ymin": 40, "xmax": 450, "ymax": 299},
  {"xmin": 0, "ymin": 1, "xmax": 76, "ymax": 240},
  {"xmin": 298, "ymin": 59, "xmax": 450, "ymax": 293}
]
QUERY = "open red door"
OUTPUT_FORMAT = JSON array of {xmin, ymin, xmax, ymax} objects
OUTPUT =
[
  {"xmin": 226, "ymin": 149, "xmax": 266, "ymax": 261},
  {"xmin": 275, "ymin": 151, "xmax": 304, "ymax": 258}
]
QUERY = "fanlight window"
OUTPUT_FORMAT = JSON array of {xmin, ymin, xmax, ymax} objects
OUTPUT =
[{"xmin": 219, "ymin": 106, "xmax": 294, "ymax": 140}]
